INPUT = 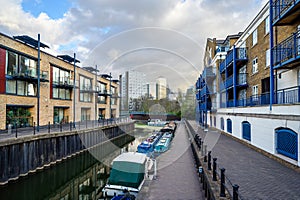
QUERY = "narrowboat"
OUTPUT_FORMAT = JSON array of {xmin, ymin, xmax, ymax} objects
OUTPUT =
[
  {"xmin": 154, "ymin": 132, "xmax": 173, "ymax": 153},
  {"xmin": 102, "ymin": 152, "xmax": 155, "ymax": 198},
  {"xmin": 137, "ymin": 132, "xmax": 162, "ymax": 154}
]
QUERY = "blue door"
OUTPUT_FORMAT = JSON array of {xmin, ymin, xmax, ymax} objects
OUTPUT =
[
  {"xmin": 276, "ymin": 128, "xmax": 298, "ymax": 161},
  {"xmin": 221, "ymin": 118, "xmax": 224, "ymax": 130},
  {"xmin": 227, "ymin": 119, "xmax": 232, "ymax": 133},
  {"xmin": 242, "ymin": 121, "xmax": 251, "ymax": 141}
]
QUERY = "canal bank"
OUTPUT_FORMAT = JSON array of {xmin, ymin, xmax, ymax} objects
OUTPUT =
[
  {"xmin": 0, "ymin": 122, "xmax": 134, "ymax": 185},
  {"xmin": 0, "ymin": 124, "xmax": 157, "ymax": 200}
]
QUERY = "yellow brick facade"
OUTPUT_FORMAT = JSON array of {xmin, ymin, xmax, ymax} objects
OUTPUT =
[{"xmin": 0, "ymin": 33, "xmax": 119, "ymax": 130}]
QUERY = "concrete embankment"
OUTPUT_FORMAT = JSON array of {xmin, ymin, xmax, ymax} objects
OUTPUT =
[{"xmin": 0, "ymin": 122, "xmax": 134, "ymax": 185}]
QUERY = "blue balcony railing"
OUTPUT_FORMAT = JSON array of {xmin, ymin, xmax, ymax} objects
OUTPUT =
[
  {"xmin": 237, "ymin": 73, "xmax": 247, "ymax": 86},
  {"xmin": 219, "ymin": 86, "xmax": 300, "ymax": 108},
  {"xmin": 236, "ymin": 48, "xmax": 248, "ymax": 60},
  {"xmin": 219, "ymin": 61, "xmax": 226, "ymax": 73},
  {"xmin": 225, "ymin": 50, "xmax": 234, "ymax": 66},
  {"xmin": 273, "ymin": 30, "xmax": 300, "ymax": 68},
  {"xmin": 276, "ymin": 86, "xmax": 300, "ymax": 104},
  {"xmin": 272, "ymin": 0, "xmax": 300, "ymax": 24},
  {"xmin": 225, "ymin": 75, "xmax": 233, "ymax": 88},
  {"xmin": 200, "ymin": 87, "xmax": 207, "ymax": 97}
]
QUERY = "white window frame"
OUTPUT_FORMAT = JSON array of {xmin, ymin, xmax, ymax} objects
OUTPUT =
[
  {"xmin": 252, "ymin": 29, "xmax": 257, "ymax": 46},
  {"xmin": 252, "ymin": 57, "xmax": 258, "ymax": 74},
  {"xmin": 266, "ymin": 49, "xmax": 270, "ymax": 67},
  {"xmin": 265, "ymin": 16, "xmax": 269, "ymax": 35},
  {"xmin": 252, "ymin": 85, "xmax": 258, "ymax": 101}
]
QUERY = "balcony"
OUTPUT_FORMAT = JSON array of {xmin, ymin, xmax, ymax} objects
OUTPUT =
[
  {"xmin": 202, "ymin": 67, "xmax": 216, "ymax": 81},
  {"xmin": 97, "ymin": 89, "xmax": 110, "ymax": 96},
  {"xmin": 7, "ymin": 69, "xmax": 49, "ymax": 82},
  {"xmin": 225, "ymin": 75, "xmax": 233, "ymax": 89},
  {"xmin": 53, "ymin": 76, "xmax": 74, "ymax": 88},
  {"xmin": 219, "ymin": 81, "xmax": 225, "ymax": 91},
  {"xmin": 80, "ymin": 84, "xmax": 93, "ymax": 92},
  {"xmin": 273, "ymin": 30, "xmax": 300, "ymax": 69},
  {"xmin": 237, "ymin": 73, "xmax": 248, "ymax": 87},
  {"xmin": 219, "ymin": 60, "xmax": 226, "ymax": 73},
  {"xmin": 272, "ymin": 0, "xmax": 300, "ymax": 26},
  {"xmin": 225, "ymin": 50, "xmax": 234, "ymax": 66},
  {"xmin": 200, "ymin": 87, "xmax": 207, "ymax": 97}
]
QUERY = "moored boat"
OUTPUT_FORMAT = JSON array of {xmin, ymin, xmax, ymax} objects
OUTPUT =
[
  {"xmin": 154, "ymin": 132, "xmax": 173, "ymax": 153},
  {"xmin": 137, "ymin": 131, "xmax": 162, "ymax": 154},
  {"xmin": 102, "ymin": 152, "xmax": 155, "ymax": 198}
]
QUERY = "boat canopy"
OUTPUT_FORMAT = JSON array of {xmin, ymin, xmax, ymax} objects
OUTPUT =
[{"xmin": 108, "ymin": 152, "xmax": 147, "ymax": 189}]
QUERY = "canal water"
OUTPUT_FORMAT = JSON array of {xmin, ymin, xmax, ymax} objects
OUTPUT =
[{"xmin": 0, "ymin": 125, "xmax": 157, "ymax": 200}]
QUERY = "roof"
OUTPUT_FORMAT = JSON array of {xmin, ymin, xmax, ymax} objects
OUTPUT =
[
  {"xmin": 57, "ymin": 55, "xmax": 80, "ymax": 63},
  {"xmin": 101, "ymin": 74, "xmax": 112, "ymax": 79},
  {"xmin": 13, "ymin": 35, "xmax": 49, "ymax": 48},
  {"xmin": 83, "ymin": 66, "xmax": 99, "ymax": 72},
  {"xmin": 113, "ymin": 152, "xmax": 147, "ymax": 164}
]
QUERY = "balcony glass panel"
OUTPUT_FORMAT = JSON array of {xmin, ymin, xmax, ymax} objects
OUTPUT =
[{"xmin": 226, "ymin": 75, "xmax": 233, "ymax": 88}]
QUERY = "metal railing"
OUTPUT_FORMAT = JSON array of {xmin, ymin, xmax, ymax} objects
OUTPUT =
[
  {"xmin": 273, "ymin": 29, "xmax": 300, "ymax": 67},
  {"xmin": 185, "ymin": 120, "xmax": 244, "ymax": 200},
  {"xmin": 226, "ymin": 75, "xmax": 234, "ymax": 88},
  {"xmin": 1, "ymin": 117, "xmax": 132, "ymax": 139},
  {"xmin": 272, "ymin": 0, "xmax": 299, "ymax": 23},
  {"xmin": 219, "ymin": 86, "xmax": 300, "ymax": 108}
]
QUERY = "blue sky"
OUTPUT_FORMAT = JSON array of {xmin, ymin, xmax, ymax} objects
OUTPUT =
[{"xmin": 21, "ymin": 0, "xmax": 71, "ymax": 19}]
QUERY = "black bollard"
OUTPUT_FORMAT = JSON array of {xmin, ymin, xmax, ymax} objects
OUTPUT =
[
  {"xmin": 60, "ymin": 122, "xmax": 62, "ymax": 132},
  {"xmin": 213, "ymin": 158, "xmax": 217, "ymax": 181},
  {"xmin": 15, "ymin": 123, "xmax": 18, "ymax": 138},
  {"xmin": 220, "ymin": 168, "xmax": 226, "ymax": 197},
  {"xmin": 233, "ymin": 184, "xmax": 239, "ymax": 200},
  {"xmin": 208, "ymin": 151, "xmax": 212, "ymax": 170},
  {"xmin": 48, "ymin": 121, "xmax": 50, "ymax": 133}
]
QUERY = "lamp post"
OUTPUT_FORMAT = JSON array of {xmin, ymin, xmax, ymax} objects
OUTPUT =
[
  {"xmin": 37, "ymin": 34, "xmax": 40, "ymax": 132},
  {"xmin": 73, "ymin": 53, "xmax": 76, "ymax": 128}
]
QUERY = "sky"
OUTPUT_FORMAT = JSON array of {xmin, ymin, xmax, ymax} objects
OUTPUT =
[{"xmin": 0, "ymin": 0, "xmax": 268, "ymax": 92}]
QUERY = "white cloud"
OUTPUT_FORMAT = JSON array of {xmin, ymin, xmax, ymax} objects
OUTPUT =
[{"xmin": 0, "ymin": 0, "xmax": 268, "ymax": 91}]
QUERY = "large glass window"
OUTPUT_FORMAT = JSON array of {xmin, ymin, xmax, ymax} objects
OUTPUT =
[
  {"xmin": 19, "ymin": 55, "xmax": 37, "ymax": 77},
  {"xmin": 52, "ymin": 88, "xmax": 71, "ymax": 100},
  {"xmin": 6, "ymin": 51, "xmax": 18, "ymax": 76},
  {"xmin": 6, "ymin": 80, "xmax": 16, "ymax": 94},
  {"xmin": 52, "ymin": 66, "xmax": 71, "ymax": 85},
  {"xmin": 6, "ymin": 80, "xmax": 36, "ymax": 96},
  {"xmin": 80, "ymin": 76, "xmax": 93, "ymax": 102}
]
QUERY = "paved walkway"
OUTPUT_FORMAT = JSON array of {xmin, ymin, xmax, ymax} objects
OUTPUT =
[
  {"xmin": 138, "ymin": 121, "xmax": 205, "ymax": 200},
  {"xmin": 189, "ymin": 120, "xmax": 300, "ymax": 200}
]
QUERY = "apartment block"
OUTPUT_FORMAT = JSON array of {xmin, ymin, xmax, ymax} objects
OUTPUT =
[
  {"xmin": 0, "ymin": 33, "xmax": 119, "ymax": 130},
  {"xmin": 196, "ymin": 1, "xmax": 300, "ymax": 166}
]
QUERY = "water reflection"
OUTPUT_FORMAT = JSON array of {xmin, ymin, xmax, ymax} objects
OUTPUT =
[{"xmin": 0, "ymin": 125, "xmax": 154, "ymax": 200}]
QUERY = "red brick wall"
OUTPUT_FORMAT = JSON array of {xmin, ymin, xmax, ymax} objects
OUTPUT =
[{"xmin": 0, "ymin": 48, "xmax": 6, "ymax": 94}]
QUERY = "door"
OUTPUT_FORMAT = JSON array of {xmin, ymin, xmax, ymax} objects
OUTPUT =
[
  {"xmin": 276, "ymin": 128, "xmax": 298, "ymax": 161},
  {"xmin": 242, "ymin": 121, "xmax": 251, "ymax": 141}
]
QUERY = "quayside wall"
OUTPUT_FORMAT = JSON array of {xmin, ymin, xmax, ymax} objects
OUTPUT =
[{"xmin": 0, "ymin": 122, "xmax": 135, "ymax": 185}]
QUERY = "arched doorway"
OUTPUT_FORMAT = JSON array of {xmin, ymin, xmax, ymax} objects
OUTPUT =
[{"xmin": 242, "ymin": 121, "xmax": 251, "ymax": 141}]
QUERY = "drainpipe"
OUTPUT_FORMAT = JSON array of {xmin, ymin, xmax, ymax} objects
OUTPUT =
[
  {"xmin": 73, "ymin": 53, "xmax": 76, "ymax": 127},
  {"xmin": 269, "ymin": 0, "xmax": 274, "ymax": 111},
  {"xmin": 233, "ymin": 45, "xmax": 237, "ymax": 107},
  {"xmin": 37, "ymin": 34, "xmax": 40, "ymax": 132}
]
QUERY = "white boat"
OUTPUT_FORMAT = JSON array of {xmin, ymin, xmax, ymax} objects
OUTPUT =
[{"xmin": 102, "ymin": 152, "xmax": 156, "ymax": 198}]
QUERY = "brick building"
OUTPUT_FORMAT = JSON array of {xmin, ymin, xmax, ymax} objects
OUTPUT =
[
  {"xmin": 0, "ymin": 32, "xmax": 119, "ymax": 130},
  {"xmin": 196, "ymin": 1, "xmax": 300, "ymax": 166}
]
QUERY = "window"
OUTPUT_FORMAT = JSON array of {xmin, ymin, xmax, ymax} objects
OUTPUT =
[
  {"xmin": 266, "ymin": 49, "xmax": 270, "ymax": 67},
  {"xmin": 252, "ymin": 29, "xmax": 257, "ymax": 46},
  {"xmin": 6, "ymin": 51, "xmax": 18, "ymax": 75},
  {"xmin": 52, "ymin": 66, "xmax": 71, "ymax": 85},
  {"xmin": 53, "ymin": 88, "xmax": 71, "ymax": 100},
  {"xmin": 252, "ymin": 85, "xmax": 258, "ymax": 101},
  {"xmin": 6, "ymin": 80, "xmax": 36, "ymax": 96},
  {"xmin": 265, "ymin": 16, "xmax": 269, "ymax": 34},
  {"xmin": 80, "ymin": 76, "xmax": 93, "ymax": 102},
  {"xmin": 252, "ymin": 57, "xmax": 258, "ymax": 74},
  {"xmin": 19, "ymin": 55, "xmax": 37, "ymax": 77}
]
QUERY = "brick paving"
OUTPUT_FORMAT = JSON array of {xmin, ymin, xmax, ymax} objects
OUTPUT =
[
  {"xmin": 137, "ymin": 122, "xmax": 205, "ymax": 200},
  {"xmin": 189, "ymin": 120, "xmax": 300, "ymax": 200}
]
